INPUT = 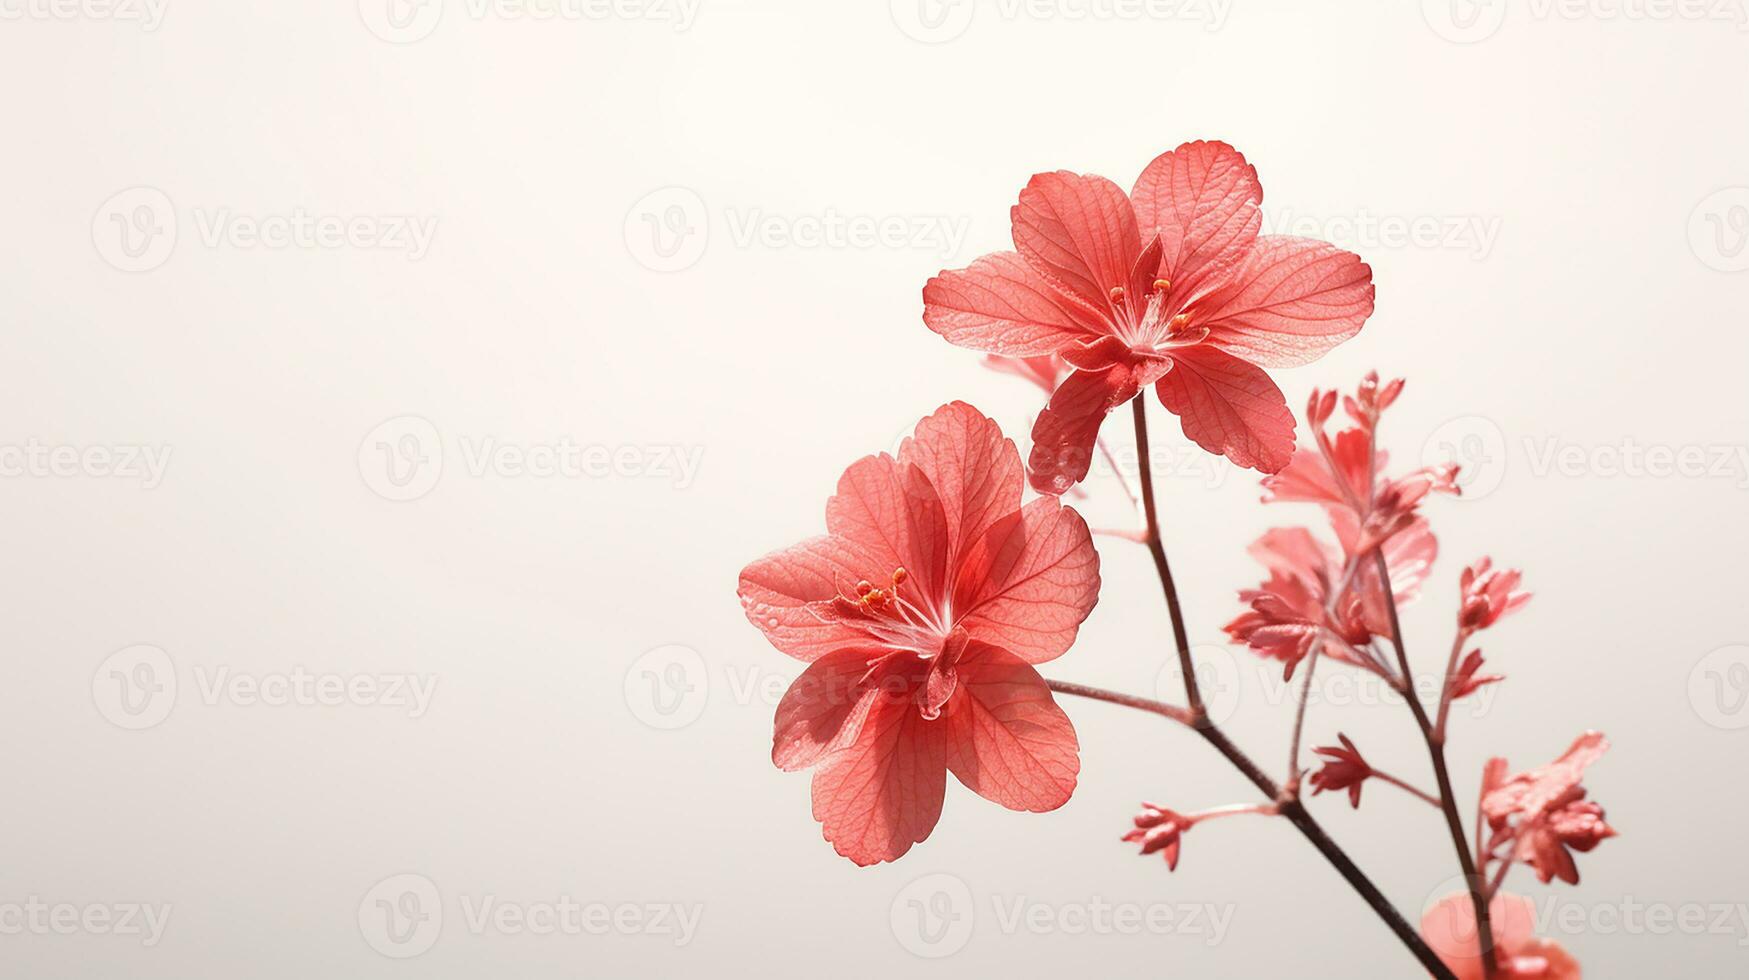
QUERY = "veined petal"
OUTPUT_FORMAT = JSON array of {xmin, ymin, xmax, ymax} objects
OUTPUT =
[
  {"xmin": 772, "ymin": 647, "xmax": 887, "ymax": 771},
  {"xmin": 1154, "ymin": 346, "xmax": 1296, "ymax": 473},
  {"xmin": 825, "ymin": 453, "xmax": 952, "ymax": 611},
  {"xmin": 955, "ymin": 497, "xmax": 1100, "ymax": 664},
  {"xmin": 738, "ymin": 536, "xmax": 890, "ymax": 662},
  {"xmin": 1011, "ymin": 171, "xmax": 1142, "ymax": 319},
  {"xmin": 1027, "ymin": 366, "xmax": 1141, "ymax": 495},
  {"xmin": 898, "ymin": 402, "xmax": 1025, "ymax": 564},
  {"xmin": 1130, "ymin": 140, "xmax": 1263, "ymax": 303},
  {"xmin": 924, "ymin": 252, "xmax": 1103, "ymax": 355},
  {"xmin": 809, "ymin": 678, "xmax": 947, "ymax": 866},
  {"xmin": 943, "ymin": 642, "xmax": 1079, "ymax": 811},
  {"xmin": 1199, "ymin": 236, "xmax": 1375, "ymax": 368}
]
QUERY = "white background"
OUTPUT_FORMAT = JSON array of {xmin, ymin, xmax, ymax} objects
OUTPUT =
[{"xmin": 2, "ymin": 0, "xmax": 1747, "ymax": 976}]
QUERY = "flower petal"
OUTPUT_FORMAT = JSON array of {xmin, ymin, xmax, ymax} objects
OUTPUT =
[
  {"xmin": 738, "ymin": 536, "xmax": 888, "ymax": 662},
  {"xmin": 955, "ymin": 497, "xmax": 1100, "ymax": 664},
  {"xmin": 943, "ymin": 641, "xmax": 1079, "ymax": 811},
  {"xmin": 1027, "ymin": 366, "xmax": 1141, "ymax": 495},
  {"xmin": 1129, "ymin": 140, "xmax": 1263, "ymax": 302},
  {"xmin": 1011, "ymin": 171, "xmax": 1141, "ymax": 319},
  {"xmin": 772, "ymin": 647, "xmax": 886, "ymax": 771},
  {"xmin": 1199, "ymin": 236, "xmax": 1375, "ymax": 368},
  {"xmin": 825, "ymin": 453, "xmax": 951, "ymax": 609},
  {"xmin": 898, "ymin": 401, "xmax": 1025, "ymax": 563},
  {"xmin": 809, "ymin": 679, "xmax": 947, "ymax": 866},
  {"xmin": 1154, "ymin": 346, "xmax": 1296, "ymax": 473},
  {"xmin": 924, "ymin": 251, "xmax": 1103, "ymax": 355}
]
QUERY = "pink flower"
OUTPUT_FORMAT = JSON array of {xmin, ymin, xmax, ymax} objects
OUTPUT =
[
  {"xmin": 1122, "ymin": 802, "xmax": 1192, "ymax": 870},
  {"xmin": 1264, "ymin": 373, "xmax": 1460, "ymax": 553},
  {"xmin": 1421, "ymin": 892, "xmax": 1582, "ymax": 980},
  {"xmin": 1460, "ymin": 557, "xmax": 1532, "ymax": 632},
  {"xmin": 1308, "ymin": 733, "xmax": 1373, "ymax": 808},
  {"xmin": 737, "ymin": 402, "xmax": 1100, "ymax": 865},
  {"xmin": 1224, "ymin": 518, "xmax": 1437, "ymax": 678},
  {"xmin": 1481, "ymin": 733, "xmax": 1617, "ymax": 885},
  {"xmin": 923, "ymin": 140, "xmax": 1374, "ymax": 493}
]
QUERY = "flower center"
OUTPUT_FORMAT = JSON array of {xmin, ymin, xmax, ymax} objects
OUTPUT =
[
  {"xmin": 837, "ymin": 566, "xmax": 953, "ymax": 658},
  {"xmin": 1109, "ymin": 278, "xmax": 1208, "ymax": 352}
]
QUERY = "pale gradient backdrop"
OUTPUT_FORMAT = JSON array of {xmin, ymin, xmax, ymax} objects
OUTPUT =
[{"xmin": 2, "ymin": 1, "xmax": 1746, "ymax": 976}]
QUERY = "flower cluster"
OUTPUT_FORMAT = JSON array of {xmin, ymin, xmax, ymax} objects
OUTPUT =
[{"xmin": 737, "ymin": 139, "xmax": 1615, "ymax": 978}]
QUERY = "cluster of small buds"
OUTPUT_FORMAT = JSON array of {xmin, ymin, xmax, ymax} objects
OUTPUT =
[
  {"xmin": 1122, "ymin": 803, "xmax": 1192, "ymax": 870},
  {"xmin": 1459, "ymin": 557, "xmax": 1531, "ymax": 633}
]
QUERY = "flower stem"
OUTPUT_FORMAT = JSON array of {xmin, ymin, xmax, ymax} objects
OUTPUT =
[
  {"xmin": 1112, "ymin": 396, "xmax": 1456, "ymax": 980},
  {"xmin": 1371, "ymin": 549, "xmax": 1498, "ymax": 979},
  {"xmin": 1131, "ymin": 396, "xmax": 1204, "ymax": 719}
]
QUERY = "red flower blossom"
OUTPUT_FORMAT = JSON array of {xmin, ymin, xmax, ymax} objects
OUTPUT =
[
  {"xmin": 1309, "ymin": 733, "xmax": 1373, "ymax": 808},
  {"xmin": 1447, "ymin": 647, "xmax": 1504, "ymax": 703},
  {"xmin": 1122, "ymin": 802, "xmax": 1192, "ymax": 870},
  {"xmin": 1481, "ymin": 732, "xmax": 1617, "ymax": 885},
  {"xmin": 1459, "ymin": 557, "xmax": 1532, "ymax": 632},
  {"xmin": 737, "ymin": 402, "xmax": 1100, "ymax": 865},
  {"xmin": 1224, "ymin": 518, "xmax": 1437, "ymax": 678},
  {"xmin": 982, "ymin": 353, "xmax": 1066, "ymax": 394},
  {"xmin": 923, "ymin": 140, "xmax": 1374, "ymax": 493},
  {"xmin": 1421, "ymin": 892, "xmax": 1581, "ymax": 980}
]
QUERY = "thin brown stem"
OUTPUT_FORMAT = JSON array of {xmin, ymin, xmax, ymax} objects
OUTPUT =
[
  {"xmin": 1372, "ymin": 549, "xmax": 1497, "ymax": 979},
  {"xmin": 1132, "ymin": 397, "xmax": 1204, "ymax": 719},
  {"xmin": 1114, "ymin": 396, "xmax": 1455, "ymax": 980},
  {"xmin": 1045, "ymin": 679, "xmax": 1195, "ymax": 726},
  {"xmin": 1284, "ymin": 640, "xmax": 1324, "ymax": 791},
  {"xmin": 1370, "ymin": 770, "xmax": 1443, "ymax": 809}
]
